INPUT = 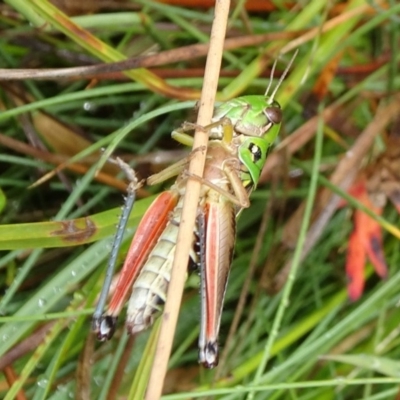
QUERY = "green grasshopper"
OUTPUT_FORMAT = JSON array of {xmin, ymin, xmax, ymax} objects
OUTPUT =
[{"xmin": 93, "ymin": 53, "xmax": 295, "ymax": 368}]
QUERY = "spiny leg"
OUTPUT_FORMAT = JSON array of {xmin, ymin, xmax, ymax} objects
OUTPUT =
[
  {"xmin": 172, "ymin": 117, "xmax": 235, "ymax": 146},
  {"xmin": 147, "ymin": 146, "xmax": 206, "ymax": 186},
  {"xmin": 184, "ymin": 162, "xmax": 250, "ymax": 208},
  {"xmin": 92, "ymin": 157, "xmax": 142, "ymax": 337},
  {"xmin": 197, "ymin": 198, "xmax": 236, "ymax": 368}
]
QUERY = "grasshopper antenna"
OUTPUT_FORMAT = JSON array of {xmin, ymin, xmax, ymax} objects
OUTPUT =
[
  {"xmin": 266, "ymin": 49, "xmax": 299, "ymax": 104},
  {"xmin": 264, "ymin": 57, "xmax": 278, "ymax": 99}
]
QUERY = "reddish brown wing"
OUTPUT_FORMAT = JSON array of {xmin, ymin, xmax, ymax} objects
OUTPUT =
[{"xmin": 106, "ymin": 191, "xmax": 179, "ymax": 318}]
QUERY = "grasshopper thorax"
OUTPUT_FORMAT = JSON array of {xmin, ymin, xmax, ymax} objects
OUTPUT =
[{"xmin": 211, "ymin": 95, "xmax": 282, "ymax": 143}]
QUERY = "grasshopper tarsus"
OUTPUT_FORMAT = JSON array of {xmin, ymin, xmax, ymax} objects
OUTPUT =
[
  {"xmin": 93, "ymin": 315, "xmax": 118, "ymax": 341},
  {"xmin": 199, "ymin": 341, "xmax": 219, "ymax": 369}
]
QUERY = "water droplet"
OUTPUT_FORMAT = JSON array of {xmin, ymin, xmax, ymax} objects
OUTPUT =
[
  {"xmin": 57, "ymin": 384, "xmax": 68, "ymax": 393},
  {"xmin": 71, "ymin": 270, "xmax": 77, "ymax": 277},
  {"xmin": 37, "ymin": 378, "xmax": 48, "ymax": 388},
  {"xmin": 38, "ymin": 298, "xmax": 46, "ymax": 308},
  {"xmin": 93, "ymin": 376, "xmax": 101, "ymax": 386},
  {"xmin": 372, "ymin": 358, "xmax": 381, "ymax": 369},
  {"xmin": 289, "ymin": 168, "xmax": 303, "ymax": 178},
  {"xmin": 335, "ymin": 376, "xmax": 345, "ymax": 384},
  {"xmin": 2, "ymin": 334, "xmax": 9, "ymax": 342},
  {"xmin": 83, "ymin": 102, "xmax": 97, "ymax": 112},
  {"xmin": 74, "ymin": 292, "xmax": 84, "ymax": 302}
]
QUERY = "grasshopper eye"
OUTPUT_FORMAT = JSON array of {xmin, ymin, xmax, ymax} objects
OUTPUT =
[{"xmin": 264, "ymin": 106, "xmax": 282, "ymax": 125}]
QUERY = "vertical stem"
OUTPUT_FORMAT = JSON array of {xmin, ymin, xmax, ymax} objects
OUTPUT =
[{"xmin": 144, "ymin": 1, "xmax": 231, "ymax": 399}]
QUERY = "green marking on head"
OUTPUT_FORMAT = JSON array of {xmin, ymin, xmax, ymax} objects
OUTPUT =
[{"xmin": 238, "ymin": 136, "xmax": 270, "ymax": 186}]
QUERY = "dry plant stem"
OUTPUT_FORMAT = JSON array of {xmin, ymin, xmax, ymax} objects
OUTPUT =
[
  {"xmin": 144, "ymin": 1, "xmax": 231, "ymax": 399},
  {"xmin": 3, "ymin": 367, "xmax": 27, "ymax": 400},
  {"xmin": 0, "ymin": 133, "xmax": 130, "ymax": 192},
  {"xmin": 106, "ymin": 336, "xmax": 135, "ymax": 400},
  {"xmin": 0, "ymin": 322, "xmax": 55, "ymax": 370},
  {"xmin": 376, "ymin": 321, "xmax": 400, "ymax": 354},
  {"xmin": 328, "ymin": 320, "xmax": 376, "ymax": 356},
  {"xmin": 0, "ymin": 1, "xmax": 379, "ymax": 83},
  {"xmin": 274, "ymin": 95, "xmax": 400, "ymax": 290},
  {"xmin": 0, "ymin": 31, "xmax": 297, "ymax": 81},
  {"xmin": 280, "ymin": 2, "xmax": 380, "ymax": 54},
  {"xmin": 76, "ymin": 332, "xmax": 94, "ymax": 400}
]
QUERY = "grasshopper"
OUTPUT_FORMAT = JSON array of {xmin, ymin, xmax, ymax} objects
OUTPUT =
[{"xmin": 93, "ymin": 53, "xmax": 295, "ymax": 368}]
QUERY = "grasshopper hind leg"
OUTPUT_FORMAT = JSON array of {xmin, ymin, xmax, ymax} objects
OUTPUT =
[
  {"xmin": 95, "ymin": 315, "xmax": 118, "ymax": 341},
  {"xmin": 197, "ymin": 209, "xmax": 220, "ymax": 368},
  {"xmin": 92, "ymin": 158, "xmax": 141, "ymax": 341}
]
